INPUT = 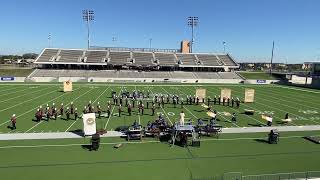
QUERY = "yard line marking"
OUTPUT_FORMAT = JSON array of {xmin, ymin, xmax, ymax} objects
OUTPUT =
[
  {"xmin": 0, "ymin": 86, "xmax": 52, "ymax": 103},
  {"xmin": 276, "ymin": 85, "xmax": 320, "ymax": 94},
  {"xmin": 65, "ymin": 85, "xmax": 111, "ymax": 132},
  {"xmin": 0, "ymin": 86, "xmax": 21, "ymax": 93},
  {"xmin": 105, "ymin": 86, "xmax": 123, "ymax": 129},
  {"xmin": 148, "ymin": 87, "xmax": 173, "ymax": 125},
  {"xmin": 0, "ymin": 135, "xmax": 315, "ymax": 149},
  {"xmin": 0, "ymin": 87, "xmax": 82, "ymax": 127},
  {"xmin": 0, "ymin": 86, "xmax": 32, "ymax": 97},
  {"xmin": 259, "ymin": 89, "xmax": 320, "ymax": 110},
  {"xmin": 0, "ymin": 87, "xmax": 58, "ymax": 113},
  {"xmin": 25, "ymin": 122, "xmax": 44, "ymax": 133}
]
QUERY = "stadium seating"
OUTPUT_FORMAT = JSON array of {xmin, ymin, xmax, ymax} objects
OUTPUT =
[
  {"xmin": 154, "ymin": 53, "xmax": 177, "ymax": 66},
  {"xmin": 197, "ymin": 54, "xmax": 221, "ymax": 66},
  {"xmin": 218, "ymin": 55, "xmax": 237, "ymax": 66},
  {"xmin": 36, "ymin": 49, "xmax": 59, "ymax": 62},
  {"xmin": 194, "ymin": 72, "xmax": 222, "ymax": 79},
  {"xmin": 218, "ymin": 72, "xmax": 241, "ymax": 79},
  {"xmin": 85, "ymin": 50, "xmax": 108, "ymax": 63},
  {"xmin": 176, "ymin": 54, "xmax": 198, "ymax": 65},
  {"xmin": 132, "ymin": 52, "xmax": 154, "ymax": 66},
  {"xmin": 109, "ymin": 51, "xmax": 131, "ymax": 65},
  {"xmin": 57, "ymin": 50, "xmax": 84, "ymax": 62}
]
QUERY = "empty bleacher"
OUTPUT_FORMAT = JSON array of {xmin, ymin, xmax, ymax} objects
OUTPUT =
[
  {"xmin": 194, "ymin": 72, "xmax": 222, "ymax": 79},
  {"xmin": 57, "ymin": 50, "xmax": 84, "ymax": 62},
  {"xmin": 218, "ymin": 55, "xmax": 237, "ymax": 66},
  {"xmin": 176, "ymin": 54, "xmax": 197, "ymax": 65},
  {"xmin": 85, "ymin": 51, "xmax": 108, "ymax": 63},
  {"xmin": 132, "ymin": 52, "xmax": 154, "ymax": 66},
  {"xmin": 218, "ymin": 72, "xmax": 241, "ymax": 79},
  {"xmin": 109, "ymin": 51, "xmax": 131, "ymax": 65},
  {"xmin": 36, "ymin": 49, "xmax": 59, "ymax": 62},
  {"xmin": 154, "ymin": 53, "xmax": 177, "ymax": 66},
  {"xmin": 197, "ymin": 54, "xmax": 221, "ymax": 66}
]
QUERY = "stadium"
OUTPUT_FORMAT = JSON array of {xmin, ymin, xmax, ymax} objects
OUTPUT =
[{"xmin": 1, "ymin": 1, "xmax": 320, "ymax": 180}]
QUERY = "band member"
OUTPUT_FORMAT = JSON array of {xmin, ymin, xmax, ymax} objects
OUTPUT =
[
  {"xmin": 222, "ymin": 97, "xmax": 226, "ymax": 106},
  {"xmin": 125, "ymin": 97, "xmax": 128, "ymax": 106},
  {"xmin": 115, "ymin": 96, "xmax": 118, "ymax": 105},
  {"xmin": 39, "ymin": 105, "xmax": 43, "ymax": 117},
  {"xmin": 180, "ymin": 97, "xmax": 184, "ymax": 109},
  {"xmin": 128, "ymin": 104, "xmax": 132, "ymax": 116},
  {"xmin": 193, "ymin": 95, "xmax": 196, "ymax": 104},
  {"xmin": 285, "ymin": 113, "xmax": 289, "ymax": 120},
  {"xmin": 97, "ymin": 104, "xmax": 102, "ymax": 118},
  {"xmin": 267, "ymin": 115, "xmax": 273, "ymax": 126},
  {"xmin": 65, "ymin": 107, "xmax": 70, "ymax": 121},
  {"xmin": 207, "ymin": 96, "xmax": 211, "ymax": 106},
  {"xmin": 60, "ymin": 103, "xmax": 64, "ymax": 116},
  {"xmin": 141, "ymin": 104, "xmax": 144, "ymax": 115},
  {"xmin": 83, "ymin": 106, "xmax": 87, "ymax": 114},
  {"xmin": 231, "ymin": 97, "xmax": 234, "ymax": 108},
  {"xmin": 218, "ymin": 96, "xmax": 221, "ymax": 105},
  {"xmin": 196, "ymin": 96, "xmax": 199, "ymax": 105},
  {"xmin": 161, "ymin": 99, "xmax": 165, "ymax": 108},
  {"xmin": 166, "ymin": 94, "xmax": 170, "ymax": 104},
  {"xmin": 53, "ymin": 108, "xmax": 58, "ymax": 120},
  {"xmin": 119, "ymin": 97, "xmax": 123, "ymax": 106},
  {"xmin": 231, "ymin": 113, "xmax": 237, "ymax": 122},
  {"xmin": 88, "ymin": 101, "xmax": 93, "ymax": 113},
  {"xmin": 186, "ymin": 95, "xmax": 189, "ymax": 105},
  {"xmin": 70, "ymin": 102, "xmax": 74, "ymax": 114},
  {"xmin": 74, "ymin": 108, "xmax": 78, "ymax": 120},
  {"xmin": 11, "ymin": 114, "xmax": 17, "ymax": 130},
  {"xmin": 213, "ymin": 96, "xmax": 217, "ymax": 105},
  {"xmin": 227, "ymin": 98, "xmax": 230, "ymax": 106},
  {"xmin": 173, "ymin": 97, "xmax": 177, "ymax": 108},
  {"xmin": 152, "ymin": 103, "xmax": 156, "ymax": 116},
  {"xmin": 113, "ymin": 95, "xmax": 116, "ymax": 105},
  {"xmin": 51, "ymin": 102, "xmax": 56, "ymax": 111},
  {"xmin": 45, "ymin": 107, "xmax": 50, "ymax": 121},
  {"xmin": 146, "ymin": 101, "xmax": 149, "ymax": 109},
  {"xmin": 236, "ymin": 98, "xmax": 240, "ymax": 108},
  {"xmin": 107, "ymin": 104, "xmax": 111, "ymax": 118},
  {"xmin": 189, "ymin": 96, "xmax": 192, "ymax": 105},
  {"xmin": 118, "ymin": 105, "xmax": 122, "ymax": 117},
  {"xmin": 132, "ymin": 98, "xmax": 135, "ymax": 108},
  {"xmin": 35, "ymin": 109, "xmax": 41, "ymax": 122}
]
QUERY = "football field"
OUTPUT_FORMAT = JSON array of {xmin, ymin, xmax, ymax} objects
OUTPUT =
[{"xmin": 0, "ymin": 83, "xmax": 320, "ymax": 133}]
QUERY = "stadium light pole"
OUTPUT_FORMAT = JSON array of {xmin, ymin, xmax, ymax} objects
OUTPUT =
[
  {"xmin": 187, "ymin": 16, "xmax": 199, "ymax": 53},
  {"xmin": 48, "ymin": 33, "xmax": 51, "ymax": 48},
  {"xmin": 270, "ymin": 41, "xmax": 275, "ymax": 76},
  {"xmin": 149, "ymin": 38, "xmax": 152, "ymax": 49},
  {"xmin": 223, "ymin": 41, "xmax": 226, "ymax": 54},
  {"xmin": 83, "ymin": 10, "xmax": 94, "ymax": 49}
]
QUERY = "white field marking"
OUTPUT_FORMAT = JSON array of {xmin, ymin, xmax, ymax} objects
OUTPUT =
[
  {"xmin": 189, "ymin": 86, "xmax": 268, "ymax": 126},
  {"xmin": 0, "ymin": 87, "xmax": 81, "ymax": 127},
  {"xmin": 0, "ymin": 86, "xmax": 52, "ymax": 103},
  {"xmin": 0, "ymin": 88, "xmax": 58, "ymax": 113},
  {"xmin": 209, "ymin": 87, "xmax": 300, "ymax": 126},
  {"xmin": 0, "ymin": 86, "xmax": 21, "ymax": 93},
  {"xmin": 260, "ymin": 86, "xmax": 320, "ymax": 108},
  {"xmin": 175, "ymin": 86, "xmax": 240, "ymax": 127},
  {"xmin": 105, "ymin": 86, "xmax": 123, "ymax": 129},
  {"xmin": 64, "ymin": 85, "xmax": 111, "ymax": 132},
  {"xmin": 237, "ymin": 86, "xmax": 317, "ymax": 125},
  {"xmin": 0, "ymin": 135, "xmax": 315, "ymax": 149},
  {"xmin": 0, "ymin": 86, "xmax": 33, "ymax": 97},
  {"xmin": 253, "ymin": 87, "xmax": 320, "ymax": 111},
  {"xmin": 276, "ymin": 85, "xmax": 320, "ymax": 94},
  {"xmin": 148, "ymin": 87, "xmax": 173, "ymax": 125},
  {"xmin": 25, "ymin": 122, "xmax": 44, "ymax": 133}
]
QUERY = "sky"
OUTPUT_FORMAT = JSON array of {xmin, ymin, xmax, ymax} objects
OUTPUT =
[{"xmin": 1, "ymin": 0, "xmax": 320, "ymax": 63}]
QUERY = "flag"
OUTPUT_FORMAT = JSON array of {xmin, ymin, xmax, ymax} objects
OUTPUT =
[{"xmin": 83, "ymin": 113, "xmax": 96, "ymax": 135}]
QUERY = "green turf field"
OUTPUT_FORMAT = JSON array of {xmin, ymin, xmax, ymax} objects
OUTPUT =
[
  {"xmin": 0, "ymin": 131, "xmax": 320, "ymax": 180},
  {"xmin": 0, "ymin": 83, "xmax": 319, "ymax": 133},
  {"xmin": 239, "ymin": 72, "xmax": 278, "ymax": 80}
]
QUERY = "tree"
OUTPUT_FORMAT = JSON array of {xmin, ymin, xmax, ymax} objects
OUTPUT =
[{"xmin": 22, "ymin": 53, "xmax": 38, "ymax": 59}]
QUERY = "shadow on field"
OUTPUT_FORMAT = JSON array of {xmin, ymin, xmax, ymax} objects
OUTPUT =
[
  {"xmin": 70, "ymin": 129, "xmax": 84, "ymax": 137},
  {"xmin": 254, "ymin": 139, "xmax": 269, "ymax": 144},
  {"xmin": 248, "ymin": 123, "xmax": 264, "ymax": 127}
]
